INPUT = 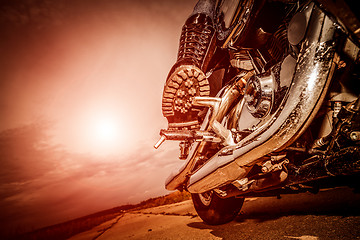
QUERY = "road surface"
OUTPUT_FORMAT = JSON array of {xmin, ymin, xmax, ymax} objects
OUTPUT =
[{"xmin": 69, "ymin": 187, "xmax": 360, "ymax": 240}]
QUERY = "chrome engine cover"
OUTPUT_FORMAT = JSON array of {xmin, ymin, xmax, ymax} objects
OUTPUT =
[{"xmin": 244, "ymin": 72, "xmax": 275, "ymax": 119}]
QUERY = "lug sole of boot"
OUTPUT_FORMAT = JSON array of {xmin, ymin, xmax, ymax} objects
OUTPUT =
[{"xmin": 162, "ymin": 65, "xmax": 210, "ymax": 128}]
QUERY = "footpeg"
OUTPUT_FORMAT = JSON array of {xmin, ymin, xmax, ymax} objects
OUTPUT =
[
  {"xmin": 154, "ymin": 128, "xmax": 221, "ymax": 149},
  {"xmin": 154, "ymin": 135, "xmax": 166, "ymax": 149}
]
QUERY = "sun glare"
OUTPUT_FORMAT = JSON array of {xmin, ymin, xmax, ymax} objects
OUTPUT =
[
  {"xmin": 82, "ymin": 114, "xmax": 124, "ymax": 156},
  {"xmin": 94, "ymin": 118, "xmax": 119, "ymax": 143},
  {"xmin": 60, "ymin": 107, "xmax": 131, "ymax": 156}
]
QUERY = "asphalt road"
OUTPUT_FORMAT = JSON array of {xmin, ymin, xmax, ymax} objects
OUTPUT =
[{"xmin": 70, "ymin": 187, "xmax": 360, "ymax": 240}]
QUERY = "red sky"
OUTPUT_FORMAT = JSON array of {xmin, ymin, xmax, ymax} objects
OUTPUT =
[{"xmin": 0, "ymin": 0, "xmax": 197, "ymax": 236}]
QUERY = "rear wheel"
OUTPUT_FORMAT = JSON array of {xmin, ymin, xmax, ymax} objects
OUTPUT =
[{"xmin": 191, "ymin": 191, "xmax": 244, "ymax": 225}]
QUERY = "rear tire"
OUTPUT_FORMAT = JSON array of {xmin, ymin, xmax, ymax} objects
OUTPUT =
[{"xmin": 191, "ymin": 191, "xmax": 244, "ymax": 225}]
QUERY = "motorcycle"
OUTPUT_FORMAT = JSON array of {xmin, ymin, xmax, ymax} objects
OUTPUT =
[{"xmin": 155, "ymin": 0, "xmax": 360, "ymax": 225}]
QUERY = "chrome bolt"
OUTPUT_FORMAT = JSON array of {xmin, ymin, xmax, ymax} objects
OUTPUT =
[{"xmin": 350, "ymin": 131, "xmax": 360, "ymax": 141}]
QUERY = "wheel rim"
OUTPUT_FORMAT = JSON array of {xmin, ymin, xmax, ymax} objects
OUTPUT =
[{"xmin": 198, "ymin": 191, "xmax": 213, "ymax": 206}]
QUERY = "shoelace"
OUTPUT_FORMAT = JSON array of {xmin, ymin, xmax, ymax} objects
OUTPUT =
[{"xmin": 178, "ymin": 23, "xmax": 213, "ymax": 67}]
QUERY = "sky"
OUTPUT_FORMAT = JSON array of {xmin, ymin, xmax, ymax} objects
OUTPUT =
[{"xmin": 0, "ymin": 0, "xmax": 197, "ymax": 236}]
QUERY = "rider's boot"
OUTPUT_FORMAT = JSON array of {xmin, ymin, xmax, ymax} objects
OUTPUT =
[{"xmin": 162, "ymin": 12, "xmax": 217, "ymax": 130}]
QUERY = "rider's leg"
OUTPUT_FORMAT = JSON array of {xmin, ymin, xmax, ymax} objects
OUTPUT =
[{"xmin": 162, "ymin": 0, "xmax": 217, "ymax": 130}]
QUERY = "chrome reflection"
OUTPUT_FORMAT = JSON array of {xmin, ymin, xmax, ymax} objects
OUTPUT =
[
  {"xmin": 187, "ymin": 5, "xmax": 338, "ymax": 193},
  {"xmin": 244, "ymin": 73, "xmax": 275, "ymax": 119}
]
